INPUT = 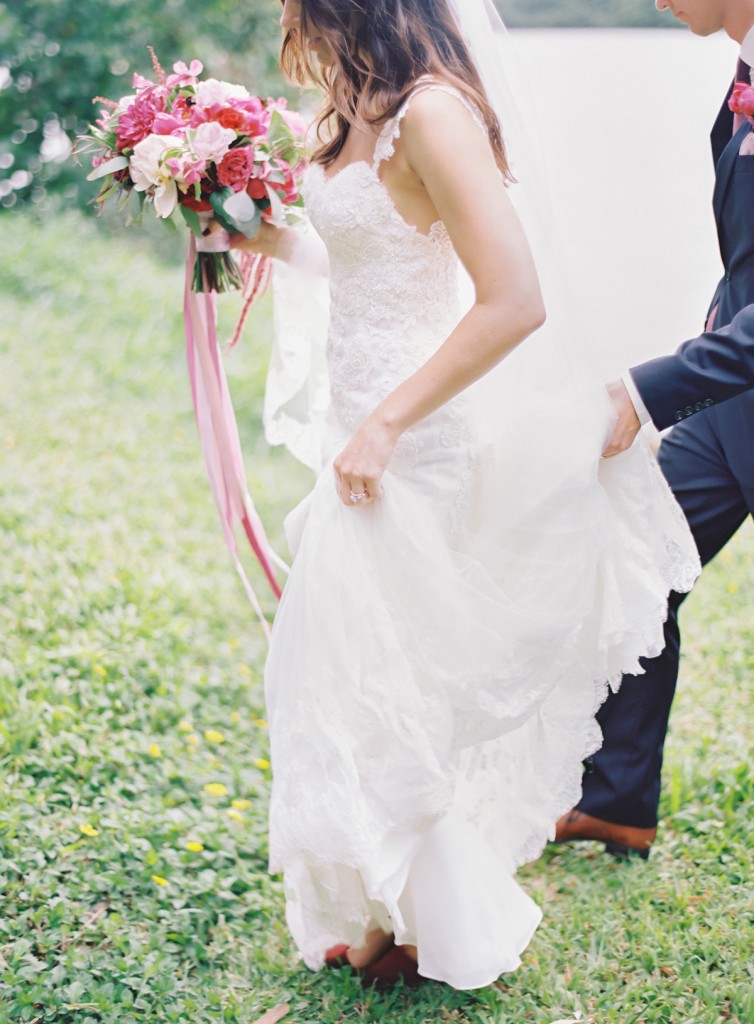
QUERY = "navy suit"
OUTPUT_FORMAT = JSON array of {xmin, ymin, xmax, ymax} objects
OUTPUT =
[{"xmin": 579, "ymin": 84, "xmax": 754, "ymax": 829}]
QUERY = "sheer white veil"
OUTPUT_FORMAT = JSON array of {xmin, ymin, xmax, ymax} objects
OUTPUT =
[{"xmin": 446, "ymin": 0, "xmax": 598, "ymax": 393}]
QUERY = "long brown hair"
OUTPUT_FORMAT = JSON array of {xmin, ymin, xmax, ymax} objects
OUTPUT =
[{"xmin": 279, "ymin": 0, "xmax": 512, "ymax": 180}]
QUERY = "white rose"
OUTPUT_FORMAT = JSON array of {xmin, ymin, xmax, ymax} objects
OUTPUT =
[
  {"xmin": 191, "ymin": 122, "xmax": 237, "ymax": 165},
  {"xmin": 194, "ymin": 78, "xmax": 250, "ymax": 107}
]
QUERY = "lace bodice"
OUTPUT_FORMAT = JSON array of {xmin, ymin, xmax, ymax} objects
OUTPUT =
[{"xmin": 303, "ymin": 84, "xmax": 480, "ymax": 441}]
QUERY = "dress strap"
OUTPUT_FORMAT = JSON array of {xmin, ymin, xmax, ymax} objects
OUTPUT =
[{"xmin": 372, "ymin": 79, "xmax": 487, "ymax": 170}]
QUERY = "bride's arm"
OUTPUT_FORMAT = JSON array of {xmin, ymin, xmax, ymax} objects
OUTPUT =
[{"xmin": 335, "ymin": 88, "xmax": 545, "ymax": 504}]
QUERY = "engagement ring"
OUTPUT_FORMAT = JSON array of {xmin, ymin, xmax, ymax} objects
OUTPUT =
[{"xmin": 349, "ymin": 491, "xmax": 367, "ymax": 504}]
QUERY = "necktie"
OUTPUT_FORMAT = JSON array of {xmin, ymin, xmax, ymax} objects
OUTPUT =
[{"xmin": 733, "ymin": 57, "xmax": 751, "ymax": 134}]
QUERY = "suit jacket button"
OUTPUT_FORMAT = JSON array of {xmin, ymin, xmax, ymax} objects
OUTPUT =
[
  {"xmin": 695, "ymin": 401, "xmax": 704, "ymax": 412},
  {"xmin": 704, "ymin": 398, "xmax": 714, "ymax": 407},
  {"xmin": 684, "ymin": 406, "xmax": 694, "ymax": 416},
  {"xmin": 725, "ymin": 269, "xmax": 732, "ymax": 281},
  {"xmin": 675, "ymin": 410, "xmax": 684, "ymax": 422}
]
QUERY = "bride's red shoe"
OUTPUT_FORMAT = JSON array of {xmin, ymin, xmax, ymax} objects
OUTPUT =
[
  {"xmin": 324, "ymin": 944, "xmax": 351, "ymax": 967},
  {"xmin": 362, "ymin": 946, "xmax": 422, "ymax": 987}
]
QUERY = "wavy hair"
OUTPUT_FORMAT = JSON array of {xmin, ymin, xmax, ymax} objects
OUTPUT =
[{"xmin": 279, "ymin": 0, "xmax": 512, "ymax": 180}]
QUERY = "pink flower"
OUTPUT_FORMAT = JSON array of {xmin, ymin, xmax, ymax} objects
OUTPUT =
[
  {"xmin": 217, "ymin": 147, "xmax": 255, "ymax": 191},
  {"xmin": 96, "ymin": 109, "xmax": 115, "ymax": 133},
  {"xmin": 116, "ymin": 93, "xmax": 166, "ymax": 151},
  {"xmin": 195, "ymin": 78, "xmax": 250, "ymax": 107},
  {"xmin": 166, "ymin": 59, "xmax": 203, "ymax": 88},
  {"xmin": 187, "ymin": 104, "xmax": 210, "ymax": 129},
  {"xmin": 729, "ymin": 82, "xmax": 754, "ymax": 118},
  {"xmin": 130, "ymin": 73, "xmax": 168, "ymax": 104},
  {"xmin": 230, "ymin": 96, "xmax": 271, "ymax": 137},
  {"xmin": 191, "ymin": 122, "xmax": 237, "ymax": 164},
  {"xmin": 152, "ymin": 112, "xmax": 188, "ymax": 136},
  {"xmin": 267, "ymin": 98, "xmax": 307, "ymax": 138},
  {"xmin": 132, "ymin": 72, "xmax": 155, "ymax": 92},
  {"xmin": 167, "ymin": 155, "xmax": 206, "ymax": 186},
  {"xmin": 267, "ymin": 160, "xmax": 300, "ymax": 205}
]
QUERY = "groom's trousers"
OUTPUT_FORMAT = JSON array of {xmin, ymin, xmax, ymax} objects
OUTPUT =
[{"xmin": 578, "ymin": 390, "xmax": 754, "ymax": 829}]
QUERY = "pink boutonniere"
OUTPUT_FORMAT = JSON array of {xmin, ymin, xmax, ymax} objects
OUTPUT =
[
  {"xmin": 729, "ymin": 81, "xmax": 754, "ymax": 121},
  {"xmin": 729, "ymin": 81, "xmax": 754, "ymax": 154}
]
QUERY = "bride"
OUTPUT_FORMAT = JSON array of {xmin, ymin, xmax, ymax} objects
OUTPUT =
[{"xmin": 228, "ymin": 0, "xmax": 700, "ymax": 990}]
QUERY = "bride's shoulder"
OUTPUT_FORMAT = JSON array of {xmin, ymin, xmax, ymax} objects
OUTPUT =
[{"xmin": 399, "ymin": 80, "xmax": 487, "ymax": 142}]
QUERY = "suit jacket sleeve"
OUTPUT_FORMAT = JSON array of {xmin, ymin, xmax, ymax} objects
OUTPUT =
[{"xmin": 629, "ymin": 302, "xmax": 754, "ymax": 431}]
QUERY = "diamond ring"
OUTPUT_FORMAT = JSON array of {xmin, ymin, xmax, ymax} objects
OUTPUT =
[{"xmin": 349, "ymin": 491, "xmax": 367, "ymax": 504}]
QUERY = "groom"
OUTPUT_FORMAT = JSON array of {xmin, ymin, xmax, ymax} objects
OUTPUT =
[{"xmin": 557, "ymin": 0, "xmax": 754, "ymax": 858}]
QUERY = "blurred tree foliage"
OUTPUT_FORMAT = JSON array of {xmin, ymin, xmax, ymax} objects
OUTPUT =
[
  {"xmin": 0, "ymin": 0, "xmax": 675, "ymax": 211},
  {"xmin": 500, "ymin": 0, "xmax": 674, "ymax": 28}
]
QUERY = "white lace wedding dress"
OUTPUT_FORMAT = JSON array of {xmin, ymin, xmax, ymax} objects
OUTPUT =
[{"xmin": 263, "ymin": 85, "xmax": 700, "ymax": 990}]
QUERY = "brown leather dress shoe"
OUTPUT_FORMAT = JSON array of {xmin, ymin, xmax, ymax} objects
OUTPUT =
[{"xmin": 554, "ymin": 809, "xmax": 656, "ymax": 860}]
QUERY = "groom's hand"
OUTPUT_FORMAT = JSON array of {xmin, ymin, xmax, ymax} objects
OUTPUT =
[{"xmin": 602, "ymin": 380, "xmax": 641, "ymax": 458}]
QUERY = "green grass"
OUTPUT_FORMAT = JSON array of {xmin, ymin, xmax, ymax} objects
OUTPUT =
[{"xmin": 0, "ymin": 209, "xmax": 752, "ymax": 1024}]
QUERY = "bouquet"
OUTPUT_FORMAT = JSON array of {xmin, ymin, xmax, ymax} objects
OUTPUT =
[
  {"xmin": 77, "ymin": 51, "xmax": 311, "ymax": 629},
  {"xmin": 80, "ymin": 49, "xmax": 308, "ymax": 293}
]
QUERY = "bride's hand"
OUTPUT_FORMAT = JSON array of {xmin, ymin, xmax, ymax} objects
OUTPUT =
[
  {"xmin": 229, "ymin": 221, "xmax": 292, "ymax": 259},
  {"xmin": 333, "ymin": 416, "xmax": 401, "ymax": 507},
  {"xmin": 602, "ymin": 379, "xmax": 641, "ymax": 458}
]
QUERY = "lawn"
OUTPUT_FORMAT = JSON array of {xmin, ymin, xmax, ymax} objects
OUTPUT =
[{"xmin": 0, "ymin": 210, "xmax": 752, "ymax": 1024}]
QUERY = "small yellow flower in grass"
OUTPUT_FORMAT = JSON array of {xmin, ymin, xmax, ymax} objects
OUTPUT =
[
  {"xmin": 231, "ymin": 799, "xmax": 251, "ymax": 810},
  {"xmin": 178, "ymin": 720, "xmax": 193, "ymax": 733},
  {"xmin": 727, "ymin": 581, "xmax": 739, "ymax": 594},
  {"xmin": 204, "ymin": 729, "xmax": 225, "ymax": 744},
  {"xmin": 253, "ymin": 719, "xmax": 268, "ymax": 729},
  {"xmin": 228, "ymin": 636, "xmax": 239, "ymax": 650},
  {"xmin": 186, "ymin": 841, "xmax": 205, "ymax": 852},
  {"xmin": 148, "ymin": 743, "xmax": 161, "ymax": 758},
  {"xmin": 230, "ymin": 710, "xmax": 241, "ymax": 725},
  {"xmin": 239, "ymin": 664, "xmax": 252, "ymax": 677},
  {"xmin": 79, "ymin": 824, "xmax": 99, "ymax": 837},
  {"xmin": 203, "ymin": 782, "xmax": 228, "ymax": 797},
  {"xmin": 151, "ymin": 874, "xmax": 169, "ymax": 887},
  {"xmin": 93, "ymin": 663, "xmax": 107, "ymax": 678},
  {"xmin": 227, "ymin": 808, "xmax": 244, "ymax": 822},
  {"xmin": 255, "ymin": 758, "xmax": 270, "ymax": 771},
  {"xmin": 186, "ymin": 733, "xmax": 201, "ymax": 746}
]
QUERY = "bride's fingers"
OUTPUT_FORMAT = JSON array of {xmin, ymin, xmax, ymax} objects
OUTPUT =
[
  {"xmin": 362, "ymin": 475, "xmax": 383, "ymax": 502},
  {"xmin": 344, "ymin": 480, "xmax": 370, "ymax": 507},
  {"xmin": 336, "ymin": 472, "xmax": 373, "ymax": 507}
]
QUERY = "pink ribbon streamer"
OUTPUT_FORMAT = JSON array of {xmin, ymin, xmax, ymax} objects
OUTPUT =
[{"xmin": 184, "ymin": 235, "xmax": 284, "ymax": 635}]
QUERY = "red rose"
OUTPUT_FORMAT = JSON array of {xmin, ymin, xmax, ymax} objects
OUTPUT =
[
  {"xmin": 216, "ymin": 147, "xmax": 254, "ymax": 192},
  {"xmin": 212, "ymin": 107, "xmax": 248, "ymax": 132},
  {"xmin": 246, "ymin": 176, "xmax": 268, "ymax": 200},
  {"xmin": 179, "ymin": 192, "xmax": 213, "ymax": 212}
]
